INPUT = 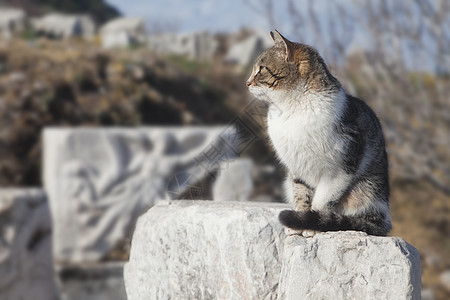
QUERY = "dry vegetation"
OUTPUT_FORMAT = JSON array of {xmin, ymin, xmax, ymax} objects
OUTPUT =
[{"xmin": 0, "ymin": 39, "xmax": 248, "ymax": 186}]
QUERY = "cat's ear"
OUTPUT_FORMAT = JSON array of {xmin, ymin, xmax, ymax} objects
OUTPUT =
[{"xmin": 270, "ymin": 30, "xmax": 294, "ymax": 62}]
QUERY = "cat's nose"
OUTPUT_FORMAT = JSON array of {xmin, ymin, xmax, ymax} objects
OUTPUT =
[{"xmin": 246, "ymin": 80, "xmax": 251, "ymax": 87}]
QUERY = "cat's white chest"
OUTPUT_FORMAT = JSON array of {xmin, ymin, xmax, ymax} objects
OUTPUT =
[{"xmin": 267, "ymin": 93, "xmax": 346, "ymax": 187}]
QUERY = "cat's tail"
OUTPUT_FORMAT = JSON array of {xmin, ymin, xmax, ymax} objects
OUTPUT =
[{"xmin": 278, "ymin": 209, "xmax": 390, "ymax": 236}]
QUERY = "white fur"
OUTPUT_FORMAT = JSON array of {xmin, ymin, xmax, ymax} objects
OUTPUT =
[
  {"xmin": 312, "ymin": 171, "xmax": 353, "ymax": 211},
  {"xmin": 250, "ymin": 86, "xmax": 350, "ymax": 211}
]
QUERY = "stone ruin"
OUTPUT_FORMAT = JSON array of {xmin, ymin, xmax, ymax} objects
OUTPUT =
[
  {"xmin": 0, "ymin": 126, "xmax": 422, "ymax": 299},
  {"xmin": 43, "ymin": 127, "xmax": 238, "ymax": 264},
  {"xmin": 125, "ymin": 200, "xmax": 421, "ymax": 300},
  {"xmin": 0, "ymin": 189, "xmax": 59, "ymax": 300},
  {"xmin": 148, "ymin": 31, "xmax": 218, "ymax": 61},
  {"xmin": 100, "ymin": 17, "xmax": 147, "ymax": 48},
  {"xmin": 0, "ymin": 7, "xmax": 26, "ymax": 39}
]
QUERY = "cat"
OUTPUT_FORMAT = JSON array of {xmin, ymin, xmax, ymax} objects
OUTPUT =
[{"xmin": 246, "ymin": 30, "xmax": 391, "ymax": 236}]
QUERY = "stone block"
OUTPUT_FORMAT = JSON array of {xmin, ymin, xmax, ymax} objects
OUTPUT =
[
  {"xmin": 43, "ymin": 127, "xmax": 237, "ymax": 263},
  {"xmin": 0, "ymin": 189, "xmax": 59, "ymax": 300},
  {"xmin": 124, "ymin": 201, "xmax": 421, "ymax": 300}
]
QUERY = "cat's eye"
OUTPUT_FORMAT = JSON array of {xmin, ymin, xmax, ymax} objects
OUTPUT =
[{"xmin": 259, "ymin": 66, "xmax": 266, "ymax": 72}]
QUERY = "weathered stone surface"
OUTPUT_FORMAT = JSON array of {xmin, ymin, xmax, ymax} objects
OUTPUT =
[
  {"xmin": 100, "ymin": 17, "xmax": 146, "ymax": 48},
  {"xmin": 213, "ymin": 158, "xmax": 254, "ymax": 202},
  {"xmin": 0, "ymin": 189, "xmax": 59, "ymax": 300},
  {"xmin": 0, "ymin": 8, "xmax": 26, "ymax": 39},
  {"xmin": 124, "ymin": 200, "xmax": 288, "ymax": 300},
  {"xmin": 43, "ymin": 127, "xmax": 237, "ymax": 264},
  {"xmin": 31, "ymin": 13, "xmax": 95, "ymax": 40},
  {"xmin": 58, "ymin": 262, "xmax": 126, "ymax": 300},
  {"xmin": 148, "ymin": 31, "xmax": 218, "ymax": 61},
  {"xmin": 124, "ymin": 201, "xmax": 421, "ymax": 300},
  {"xmin": 279, "ymin": 231, "xmax": 421, "ymax": 300}
]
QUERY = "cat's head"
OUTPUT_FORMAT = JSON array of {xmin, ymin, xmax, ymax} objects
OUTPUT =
[{"xmin": 247, "ymin": 30, "xmax": 339, "ymax": 102}]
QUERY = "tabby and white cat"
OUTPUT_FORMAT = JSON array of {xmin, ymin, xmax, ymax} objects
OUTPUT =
[{"xmin": 247, "ymin": 30, "xmax": 391, "ymax": 236}]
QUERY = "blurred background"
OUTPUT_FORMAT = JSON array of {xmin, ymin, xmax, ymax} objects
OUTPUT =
[{"xmin": 0, "ymin": 0, "xmax": 448, "ymax": 299}]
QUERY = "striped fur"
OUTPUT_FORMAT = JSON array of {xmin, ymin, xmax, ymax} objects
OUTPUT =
[{"xmin": 247, "ymin": 30, "xmax": 391, "ymax": 236}]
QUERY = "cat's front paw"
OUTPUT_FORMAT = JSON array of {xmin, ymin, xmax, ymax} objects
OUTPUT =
[
  {"xmin": 301, "ymin": 229, "xmax": 319, "ymax": 237},
  {"xmin": 284, "ymin": 227, "xmax": 319, "ymax": 237},
  {"xmin": 284, "ymin": 227, "xmax": 304, "ymax": 236}
]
